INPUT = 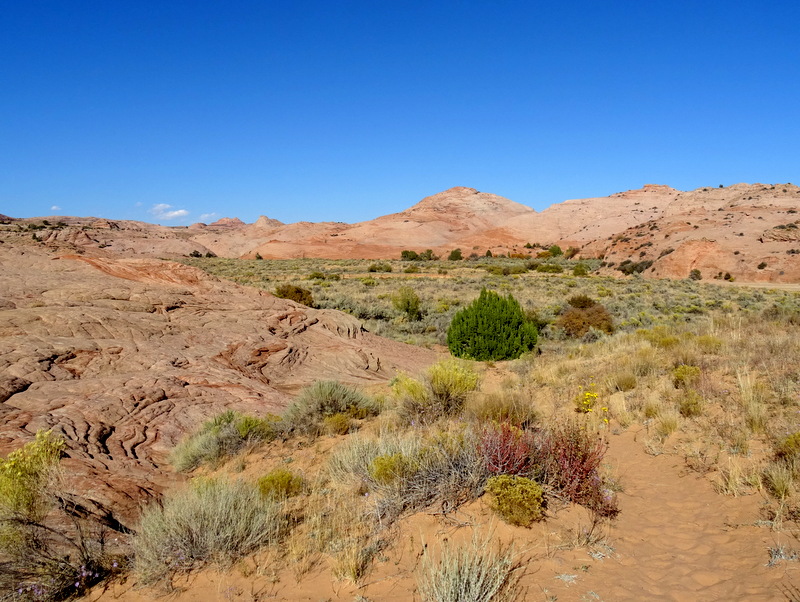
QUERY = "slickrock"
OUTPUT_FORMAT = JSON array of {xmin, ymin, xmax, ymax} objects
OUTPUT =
[{"xmin": 0, "ymin": 244, "xmax": 434, "ymax": 528}]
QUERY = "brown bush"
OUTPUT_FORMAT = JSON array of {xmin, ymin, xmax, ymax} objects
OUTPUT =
[{"xmin": 557, "ymin": 304, "xmax": 614, "ymax": 338}]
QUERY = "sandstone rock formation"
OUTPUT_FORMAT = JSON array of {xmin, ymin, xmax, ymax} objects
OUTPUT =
[
  {"xmin": 8, "ymin": 182, "xmax": 800, "ymax": 282},
  {"xmin": 0, "ymin": 240, "xmax": 435, "ymax": 528}
]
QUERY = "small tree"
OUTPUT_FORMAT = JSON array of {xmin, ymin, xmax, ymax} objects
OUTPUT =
[
  {"xmin": 400, "ymin": 250, "xmax": 419, "ymax": 261},
  {"xmin": 447, "ymin": 289, "xmax": 537, "ymax": 361},
  {"xmin": 448, "ymin": 248, "xmax": 463, "ymax": 261},
  {"xmin": 548, "ymin": 244, "xmax": 563, "ymax": 257},
  {"xmin": 392, "ymin": 286, "xmax": 422, "ymax": 320}
]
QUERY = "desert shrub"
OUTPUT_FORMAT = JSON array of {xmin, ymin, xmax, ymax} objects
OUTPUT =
[
  {"xmin": 637, "ymin": 326, "xmax": 680, "ymax": 349},
  {"xmin": 257, "ymin": 468, "xmax": 306, "ymax": 499},
  {"xmin": 392, "ymin": 286, "xmax": 422, "ymax": 320},
  {"xmin": 535, "ymin": 263, "xmax": 563, "ymax": 273},
  {"xmin": 572, "ymin": 263, "xmax": 589, "ymax": 276},
  {"xmin": 465, "ymin": 391, "xmax": 539, "ymax": 428},
  {"xmin": 401, "ymin": 250, "xmax": 419, "ymax": 260},
  {"xmin": 678, "ymin": 389, "xmax": 704, "ymax": 417},
  {"xmin": 448, "ymin": 248, "xmax": 463, "ymax": 261},
  {"xmin": 417, "ymin": 532, "xmax": 521, "ymax": 602},
  {"xmin": 308, "ymin": 270, "xmax": 327, "ymax": 280},
  {"xmin": 394, "ymin": 360, "xmax": 480, "ymax": 423},
  {"xmin": 478, "ymin": 422, "xmax": 532, "ymax": 475},
  {"xmin": 557, "ymin": 304, "xmax": 614, "ymax": 338},
  {"xmin": 689, "ymin": 269, "xmax": 702, "ymax": 280},
  {"xmin": 0, "ymin": 431, "xmax": 118, "ymax": 601},
  {"xmin": 0, "ymin": 430, "xmax": 63, "ymax": 523},
  {"xmin": 672, "ymin": 365, "xmax": 701, "ymax": 389},
  {"xmin": 447, "ymin": 289, "xmax": 537, "ymax": 361},
  {"xmin": 134, "ymin": 478, "xmax": 286, "ymax": 585},
  {"xmin": 171, "ymin": 411, "xmax": 280, "ymax": 472},
  {"xmin": 283, "ymin": 381, "xmax": 378, "ymax": 436},
  {"xmin": 617, "ymin": 259, "xmax": 653, "ymax": 275},
  {"xmin": 531, "ymin": 421, "xmax": 617, "ymax": 516},
  {"xmin": 274, "ymin": 284, "xmax": 314, "ymax": 307},
  {"xmin": 695, "ymin": 335, "xmax": 723, "ymax": 353},
  {"xmin": 548, "ymin": 244, "xmax": 563, "ymax": 257},
  {"xmin": 367, "ymin": 262, "xmax": 392, "ymax": 272},
  {"xmin": 485, "ymin": 475, "xmax": 545, "ymax": 526},
  {"xmin": 776, "ymin": 432, "xmax": 800, "ymax": 461},
  {"xmin": 567, "ymin": 294, "xmax": 596, "ymax": 309}
]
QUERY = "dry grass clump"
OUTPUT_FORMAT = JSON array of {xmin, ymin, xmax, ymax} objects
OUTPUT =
[
  {"xmin": 417, "ymin": 532, "xmax": 522, "ymax": 602},
  {"xmin": 464, "ymin": 390, "xmax": 540, "ymax": 428},
  {"xmin": 134, "ymin": 478, "xmax": 287, "ymax": 585}
]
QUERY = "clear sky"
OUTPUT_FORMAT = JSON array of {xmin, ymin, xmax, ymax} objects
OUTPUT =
[{"xmin": 2, "ymin": 1, "xmax": 798, "ymax": 225}]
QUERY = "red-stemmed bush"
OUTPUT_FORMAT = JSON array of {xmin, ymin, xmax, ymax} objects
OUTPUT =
[
  {"xmin": 530, "ymin": 421, "xmax": 618, "ymax": 517},
  {"xmin": 478, "ymin": 421, "xmax": 532, "ymax": 476}
]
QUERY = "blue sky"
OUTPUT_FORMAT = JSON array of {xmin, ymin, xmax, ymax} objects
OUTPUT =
[{"xmin": 2, "ymin": 1, "xmax": 798, "ymax": 225}]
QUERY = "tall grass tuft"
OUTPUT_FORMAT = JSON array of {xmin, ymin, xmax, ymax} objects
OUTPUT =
[
  {"xmin": 417, "ymin": 532, "xmax": 522, "ymax": 602},
  {"xmin": 134, "ymin": 478, "xmax": 287, "ymax": 585}
]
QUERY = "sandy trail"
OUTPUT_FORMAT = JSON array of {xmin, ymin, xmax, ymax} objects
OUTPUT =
[{"xmin": 545, "ymin": 428, "xmax": 799, "ymax": 601}]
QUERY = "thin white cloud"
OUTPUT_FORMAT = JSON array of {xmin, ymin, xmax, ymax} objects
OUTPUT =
[
  {"xmin": 199, "ymin": 212, "xmax": 219, "ymax": 222},
  {"xmin": 50, "ymin": 205, "xmax": 61, "ymax": 211},
  {"xmin": 149, "ymin": 203, "xmax": 189, "ymax": 220}
]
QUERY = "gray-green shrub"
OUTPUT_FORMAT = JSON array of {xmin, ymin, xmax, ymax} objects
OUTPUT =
[
  {"xmin": 134, "ymin": 479, "xmax": 286, "ymax": 585},
  {"xmin": 171, "ymin": 411, "xmax": 280, "ymax": 472},
  {"xmin": 282, "ymin": 380, "xmax": 378, "ymax": 436}
]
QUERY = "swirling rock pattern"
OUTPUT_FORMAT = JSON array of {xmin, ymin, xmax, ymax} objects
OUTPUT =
[{"xmin": 0, "ymin": 244, "xmax": 435, "ymax": 528}]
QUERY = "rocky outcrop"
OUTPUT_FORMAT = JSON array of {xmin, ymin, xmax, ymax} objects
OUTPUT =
[{"xmin": 0, "ymin": 245, "xmax": 435, "ymax": 528}]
